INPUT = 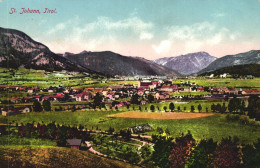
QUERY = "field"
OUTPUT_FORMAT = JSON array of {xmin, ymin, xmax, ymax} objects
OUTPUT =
[
  {"xmin": 174, "ymin": 78, "xmax": 260, "ymax": 88},
  {"xmin": 1, "ymin": 68, "xmax": 260, "ymax": 89},
  {"xmin": 1, "ymin": 110, "xmax": 259, "ymax": 144},
  {"xmin": 108, "ymin": 111, "xmax": 215, "ymax": 119},
  {"xmin": 0, "ymin": 147, "xmax": 139, "ymax": 168},
  {"xmin": 1, "ymin": 68, "xmax": 260, "ymax": 167},
  {"xmin": 0, "ymin": 135, "xmax": 57, "ymax": 147}
]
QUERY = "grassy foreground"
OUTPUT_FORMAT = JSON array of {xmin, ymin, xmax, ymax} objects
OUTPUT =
[
  {"xmin": 0, "ymin": 147, "xmax": 139, "ymax": 168},
  {"xmin": 1, "ymin": 110, "xmax": 260, "ymax": 143}
]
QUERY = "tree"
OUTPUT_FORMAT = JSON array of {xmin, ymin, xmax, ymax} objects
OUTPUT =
[
  {"xmin": 39, "ymin": 123, "xmax": 47, "ymax": 138},
  {"xmin": 120, "ymin": 129, "xmax": 131, "ymax": 140},
  {"xmin": 169, "ymin": 102, "xmax": 175, "ymax": 112},
  {"xmin": 139, "ymin": 106, "xmax": 142, "ymax": 111},
  {"xmin": 157, "ymin": 127, "xmax": 164, "ymax": 134},
  {"xmin": 164, "ymin": 106, "xmax": 167, "ymax": 112},
  {"xmin": 151, "ymin": 135, "xmax": 174, "ymax": 168},
  {"xmin": 123, "ymin": 151, "xmax": 141, "ymax": 164},
  {"xmin": 33, "ymin": 100, "xmax": 42, "ymax": 112},
  {"xmin": 248, "ymin": 95, "xmax": 259, "ymax": 119},
  {"xmin": 215, "ymin": 103, "xmax": 222, "ymax": 113},
  {"xmin": 0, "ymin": 125, "xmax": 6, "ymax": 135},
  {"xmin": 46, "ymin": 122, "xmax": 56, "ymax": 139},
  {"xmin": 148, "ymin": 94, "xmax": 155, "ymax": 103},
  {"xmin": 140, "ymin": 144, "xmax": 153, "ymax": 161},
  {"xmin": 191, "ymin": 106, "xmax": 195, "ymax": 112},
  {"xmin": 93, "ymin": 92, "xmax": 103, "ymax": 108},
  {"xmin": 240, "ymin": 100, "xmax": 245, "ymax": 115},
  {"xmin": 165, "ymin": 128, "xmax": 170, "ymax": 135},
  {"xmin": 57, "ymin": 125, "xmax": 68, "ymax": 146},
  {"xmin": 198, "ymin": 104, "xmax": 202, "ymax": 112},
  {"xmin": 242, "ymin": 144, "xmax": 259, "ymax": 168},
  {"xmin": 213, "ymin": 137, "xmax": 242, "ymax": 168},
  {"xmin": 187, "ymin": 138, "xmax": 217, "ymax": 168},
  {"xmin": 107, "ymin": 127, "xmax": 114, "ymax": 135},
  {"xmin": 177, "ymin": 106, "xmax": 181, "ymax": 111},
  {"xmin": 211, "ymin": 104, "xmax": 216, "ymax": 112},
  {"xmin": 242, "ymin": 138, "xmax": 260, "ymax": 167},
  {"xmin": 228, "ymin": 96, "xmax": 241, "ymax": 113},
  {"xmin": 18, "ymin": 123, "xmax": 25, "ymax": 137},
  {"xmin": 170, "ymin": 131, "xmax": 195, "ymax": 168},
  {"xmin": 221, "ymin": 103, "xmax": 227, "ymax": 113},
  {"xmin": 42, "ymin": 100, "xmax": 51, "ymax": 111},
  {"xmin": 150, "ymin": 105, "xmax": 155, "ymax": 112},
  {"xmin": 24, "ymin": 123, "xmax": 34, "ymax": 138},
  {"xmin": 131, "ymin": 93, "xmax": 140, "ymax": 104},
  {"xmin": 72, "ymin": 105, "xmax": 76, "ymax": 112},
  {"xmin": 256, "ymin": 99, "xmax": 260, "ymax": 121}
]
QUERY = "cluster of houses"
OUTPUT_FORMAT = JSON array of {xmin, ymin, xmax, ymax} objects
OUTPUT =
[{"xmin": 1, "ymin": 80, "xmax": 260, "ymax": 116}]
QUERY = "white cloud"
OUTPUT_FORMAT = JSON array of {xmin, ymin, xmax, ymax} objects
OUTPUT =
[
  {"xmin": 47, "ymin": 23, "xmax": 66, "ymax": 34},
  {"xmin": 43, "ymin": 16, "xmax": 154, "ymax": 54},
  {"xmin": 152, "ymin": 40, "xmax": 172, "ymax": 54},
  {"xmin": 212, "ymin": 13, "xmax": 226, "ymax": 17},
  {"xmin": 153, "ymin": 22, "xmax": 239, "ymax": 56},
  {"xmin": 140, "ymin": 32, "xmax": 153, "ymax": 40},
  {"xmin": 168, "ymin": 22, "xmax": 215, "ymax": 41}
]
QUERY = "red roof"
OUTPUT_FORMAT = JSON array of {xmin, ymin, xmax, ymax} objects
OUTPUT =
[
  {"xmin": 245, "ymin": 89, "xmax": 259, "ymax": 93},
  {"xmin": 10, "ymin": 97, "xmax": 19, "ymax": 100},
  {"xmin": 57, "ymin": 93, "xmax": 64, "ymax": 96},
  {"xmin": 50, "ymin": 95, "xmax": 64, "ymax": 98},
  {"xmin": 23, "ymin": 97, "xmax": 33, "ymax": 99},
  {"xmin": 140, "ymin": 82, "xmax": 152, "ymax": 86}
]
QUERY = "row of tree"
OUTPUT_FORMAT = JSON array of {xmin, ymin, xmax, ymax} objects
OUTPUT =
[
  {"xmin": 150, "ymin": 132, "xmax": 260, "ymax": 168},
  {"xmin": 15, "ymin": 122, "xmax": 90, "ymax": 146}
]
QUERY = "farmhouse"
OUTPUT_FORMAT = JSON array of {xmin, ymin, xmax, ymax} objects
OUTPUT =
[
  {"xmin": 27, "ymin": 89, "xmax": 34, "ymax": 93},
  {"xmin": 1, "ymin": 107, "xmax": 30, "ymax": 116},
  {"xmin": 159, "ymin": 84, "xmax": 178, "ymax": 92},
  {"xmin": 155, "ymin": 92, "xmax": 170, "ymax": 100},
  {"xmin": 75, "ymin": 92, "xmax": 92, "ymax": 101},
  {"xmin": 67, "ymin": 139, "xmax": 82, "ymax": 150}
]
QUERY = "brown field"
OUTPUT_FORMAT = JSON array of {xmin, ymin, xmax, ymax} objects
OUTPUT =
[{"xmin": 108, "ymin": 111, "xmax": 215, "ymax": 119}]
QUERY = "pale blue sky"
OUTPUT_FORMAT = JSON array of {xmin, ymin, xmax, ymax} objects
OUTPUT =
[{"xmin": 1, "ymin": 0, "xmax": 260, "ymax": 59}]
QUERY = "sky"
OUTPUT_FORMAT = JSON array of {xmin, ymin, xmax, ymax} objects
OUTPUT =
[{"xmin": 0, "ymin": 0, "xmax": 260, "ymax": 60}]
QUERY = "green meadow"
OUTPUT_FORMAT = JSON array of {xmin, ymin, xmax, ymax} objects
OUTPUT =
[
  {"xmin": 173, "ymin": 77, "xmax": 260, "ymax": 88},
  {"xmin": 1, "ymin": 110, "xmax": 259, "ymax": 144}
]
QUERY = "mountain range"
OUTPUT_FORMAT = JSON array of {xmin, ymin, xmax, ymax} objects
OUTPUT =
[
  {"xmin": 0, "ymin": 27, "xmax": 97, "ymax": 74},
  {"xmin": 0, "ymin": 27, "xmax": 259, "ymax": 77},
  {"xmin": 199, "ymin": 64, "xmax": 260, "ymax": 77},
  {"xmin": 198, "ymin": 50, "xmax": 260, "ymax": 75},
  {"xmin": 154, "ymin": 52, "xmax": 216, "ymax": 75},
  {"xmin": 64, "ymin": 51, "xmax": 181, "ymax": 77}
]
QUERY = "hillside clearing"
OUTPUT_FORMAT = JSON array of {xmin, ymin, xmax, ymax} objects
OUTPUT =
[{"xmin": 0, "ymin": 147, "xmax": 139, "ymax": 168}]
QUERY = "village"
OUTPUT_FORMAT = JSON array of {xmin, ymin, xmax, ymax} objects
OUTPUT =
[{"xmin": 1, "ymin": 79, "xmax": 260, "ymax": 116}]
